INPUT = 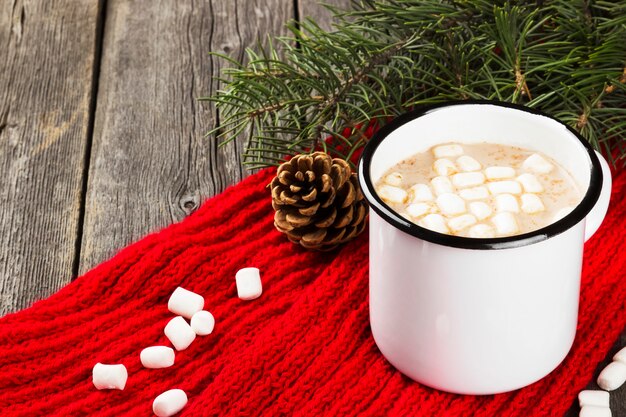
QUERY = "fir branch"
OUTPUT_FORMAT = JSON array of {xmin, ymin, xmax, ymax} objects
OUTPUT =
[{"xmin": 202, "ymin": 0, "xmax": 626, "ymax": 168}]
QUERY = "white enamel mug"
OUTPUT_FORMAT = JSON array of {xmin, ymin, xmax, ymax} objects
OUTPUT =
[{"xmin": 357, "ymin": 101, "xmax": 612, "ymax": 395}]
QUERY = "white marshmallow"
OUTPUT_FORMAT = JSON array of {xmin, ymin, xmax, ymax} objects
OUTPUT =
[
  {"xmin": 406, "ymin": 202, "xmax": 435, "ymax": 219},
  {"xmin": 553, "ymin": 206, "xmax": 575, "ymax": 222},
  {"xmin": 579, "ymin": 406, "xmax": 612, "ymax": 417},
  {"xmin": 467, "ymin": 223, "xmax": 496, "ymax": 238},
  {"xmin": 236, "ymin": 267, "xmax": 263, "ymax": 300},
  {"xmin": 168, "ymin": 287, "xmax": 204, "ymax": 320},
  {"xmin": 433, "ymin": 144, "xmax": 464, "ymax": 158},
  {"xmin": 517, "ymin": 173, "xmax": 544, "ymax": 193},
  {"xmin": 434, "ymin": 159, "xmax": 458, "ymax": 176},
  {"xmin": 487, "ymin": 180, "xmax": 522, "ymax": 195},
  {"xmin": 431, "ymin": 176, "xmax": 454, "ymax": 196},
  {"xmin": 495, "ymin": 194, "xmax": 520, "ymax": 213},
  {"xmin": 377, "ymin": 184, "xmax": 408, "ymax": 204},
  {"xmin": 469, "ymin": 201, "xmax": 492, "ymax": 221},
  {"xmin": 456, "ymin": 155, "xmax": 481, "ymax": 172},
  {"xmin": 384, "ymin": 172, "xmax": 403, "ymax": 186},
  {"xmin": 164, "ymin": 316, "xmax": 196, "ymax": 351},
  {"xmin": 613, "ymin": 346, "xmax": 626, "ymax": 364},
  {"xmin": 418, "ymin": 214, "xmax": 449, "ymax": 234},
  {"xmin": 436, "ymin": 193, "xmax": 466, "ymax": 216},
  {"xmin": 459, "ymin": 186, "xmax": 489, "ymax": 201},
  {"xmin": 451, "ymin": 172, "xmax": 486, "ymax": 188},
  {"xmin": 140, "ymin": 346, "xmax": 175, "ymax": 369},
  {"xmin": 153, "ymin": 389, "xmax": 188, "ymax": 417},
  {"xmin": 492, "ymin": 212, "xmax": 519, "ymax": 236},
  {"xmin": 190, "ymin": 310, "xmax": 215, "ymax": 336},
  {"xmin": 485, "ymin": 166, "xmax": 516, "ymax": 180},
  {"xmin": 521, "ymin": 194, "xmax": 545, "ymax": 214},
  {"xmin": 578, "ymin": 390, "xmax": 610, "ymax": 408},
  {"xmin": 597, "ymin": 361, "xmax": 626, "ymax": 391},
  {"xmin": 409, "ymin": 183, "xmax": 434, "ymax": 203},
  {"xmin": 448, "ymin": 214, "xmax": 477, "ymax": 233},
  {"xmin": 92, "ymin": 363, "xmax": 128, "ymax": 390},
  {"xmin": 523, "ymin": 153, "xmax": 554, "ymax": 174}
]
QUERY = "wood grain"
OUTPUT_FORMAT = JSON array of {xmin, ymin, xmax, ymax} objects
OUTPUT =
[
  {"xmin": 298, "ymin": 0, "xmax": 351, "ymax": 31},
  {"xmin": 0, "ymin": 0, "xmax": 101, "ymax": 314},
  {"xmin": 78, "ymin": 0, "xmax": 294, "ymax": 274}
]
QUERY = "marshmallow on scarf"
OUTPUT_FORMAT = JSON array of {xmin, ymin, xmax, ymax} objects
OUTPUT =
[
  {"xmin": 168, "ymin": 287, "xmax": 204, "ymax": 319},
  {"xmin": 236, "ymin": 267, "xmax": 263, "ymax": 300},
  {"xmin": 140, "ymin": 346, "xmax": 175, "ymax": 369},
  {"xmin": 92, "ymin": 363, "xmax": 128, "ymax": 390},
  {"xmin": 153, "ymin": 389, "xmax": 188, "ymax": 417},
  {"xmin": 190, "ymin": 310, "xmax": 215, "ymax": 336},
  {"xmin": 164, "ymin": 316, "xmax": 196, "ymax": 351}
]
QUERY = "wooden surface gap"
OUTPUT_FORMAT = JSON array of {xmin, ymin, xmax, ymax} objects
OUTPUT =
[{"xmin": 71, "ymin": 0, "xmax": 107, "ymax": 280}]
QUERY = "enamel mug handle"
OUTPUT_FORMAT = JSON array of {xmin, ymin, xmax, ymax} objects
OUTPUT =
[{"xmin": 585, "ymin": 151, "xmax": 612, "ymax": 242}]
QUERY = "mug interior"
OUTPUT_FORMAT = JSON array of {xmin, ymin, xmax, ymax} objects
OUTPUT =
[
  {"xmin": 370, "ymin": 104, "xmax": 590, "ymax": 189},
  {"xmin": 359, "ymin": 101, "xmax": 603, "ymax": 249}
]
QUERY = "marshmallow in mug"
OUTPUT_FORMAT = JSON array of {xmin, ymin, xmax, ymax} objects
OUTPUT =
[{"xmin": 374, "ymin": 142, "xmax": 583, "ymax": 238}]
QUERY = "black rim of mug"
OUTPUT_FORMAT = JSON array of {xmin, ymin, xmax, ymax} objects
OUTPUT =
[{"xmin": 357, "ymin": 100, "xmax": 604, "ymax": 250}]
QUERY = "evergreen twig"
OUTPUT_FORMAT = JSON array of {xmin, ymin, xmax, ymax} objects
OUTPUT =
[{"xmin": 201, "ymin": 0, "xmax": 626, "ymax": 168}]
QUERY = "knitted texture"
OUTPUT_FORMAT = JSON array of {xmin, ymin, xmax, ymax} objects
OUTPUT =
[{"xmin": 0, "ymin": 167, "xmax": 624, "ymax": 417}]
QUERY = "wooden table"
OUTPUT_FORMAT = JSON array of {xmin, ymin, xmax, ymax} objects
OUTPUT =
[{"xmin": 0, "ymin": 0, "xmax": 623, "ymax": 414}]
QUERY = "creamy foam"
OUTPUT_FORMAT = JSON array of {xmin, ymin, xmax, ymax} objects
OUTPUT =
[{"xmin": 374, "ymin": 142, "xmax": 583, "ymax": 237}]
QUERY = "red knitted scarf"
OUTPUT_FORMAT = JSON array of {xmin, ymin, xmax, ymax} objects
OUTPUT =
[{"xmin": 1, "ymin": 167, "xmax": 624, "ymax": 417}]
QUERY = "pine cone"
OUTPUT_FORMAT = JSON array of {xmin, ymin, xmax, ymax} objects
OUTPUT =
[{"xmin": 270, "ymin": 152, "xmax": 368, "ymax": 250}]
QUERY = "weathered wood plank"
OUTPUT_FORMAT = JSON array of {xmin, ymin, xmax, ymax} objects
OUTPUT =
[
  {"xmin": 78, "ymin": 0, "xmax": 294, "ymax": 274},
  {"xmin": 298, "ymin": 0, "xmax": 351, "ymax": 31},
  {"xmin": 0, "ymin": 0, "xmax": 101, "ymax": 315}
]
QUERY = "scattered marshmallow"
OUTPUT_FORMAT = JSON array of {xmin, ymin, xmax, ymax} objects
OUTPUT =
[
  {"xmin": 495, "ymin": 194, "xmax": 520, "ymax": 213},
  {"xmin": 433, "ymin": 144, "xmax": 464, "ymax": 158},
  {"xmin": 190, "ymin": 310, "xmax": 215, "ymax": 336},
  {"xmin": 377, "ymin": 184, "xmax": 408, "ymax": 204},
  {"xmin": 485, "ymin": 166, "xmax": 516, "ymax": 180},
  {"xmin": 487, "ymin": 180, "xmax": 522, "ymax": 195},
  {"xmin": 597, "ymin": 361, "xmax": 626, "ymax": 391},
  {"xmin": 517, "ymin": 173, "xmax": 544, "ymax": 193},
  {"xmin": 578, "ymin": 390, "xmax": 610, "ymax": 408},
  {"xmin": 385, "ymin": 172, "xmax": 403, "ymax": 186},
  {"xmin": 521, "ymin": 193, "xmax": 545, "ymax": 214},
  {"xmin": 469, "ymin": 201, "xmax": 492, "ymax": 221},
  {"xmin": 434, "ymin": 159, "xmax": 458, "ymax": 176},
  {"xmin": 164, "ymin": 316, "xmax": 196, "ymax": 351},
  {"xmin": 168, "ymin": 287, "xmax": 204, "ymax": 320},
  {"xmin": 451, "ymin": 172, "xmax": 486, "ymax": 188},
  {"xmin": 140, "ymin": 346, "xmax": 175, "ymax": 369},
  {"xmin": 236, "ymin": 267, "xmax": 263, "ymax": 300},
  {"xmin": 92, "ymin": 363, "xmax": 128, "ymax": 390},
  {"xmin": 409, "ymin": 183, "xmax": 434, "ymax": 202},
  {"xmin": 553, "ymin": 206, "xmax": 575, "ymax": 222},
  {"xmin": 456, "ymin": 155, "xmax": 481, "ymax": 172},
  {"xmin": 431, "ymin": 176, "xmax": 454, "ymax": 196},
  {"xmin": 459, "ymin": 186, "xmax": 489, "ymax": 201},
  {"xmin": 523, "ymin": 153, "xmax": 554, "ymax": 174},
  {"xmin": 613, "ymin": 346, "xmax": 626, "ymax": 364},
  {"xmin": 467, "ymin": 223, "xmax": 496, "ymax": 238},
  {"xmin": 419, "ymin": 213, "xmax": 449, "ymax": 234},
  {"xmin": 448, "ymin": 214, "xmax": 477, "ymax": 233},
  {"xmin": 153, "ymin": 389, "xmax": 188, "ymax": 417},
  {"xmin": 492, "ymin": 212, "xmax": 519, "ymax": 236},
  {"xmin": 579, "ymin": 406, "xmax": 612, "ymax": 417},
  {"xmin": 406, "ymin": 202, "xmax": 435, "ymax": 219},
  {"xmin": 436, "ymin": 193, "xmax": 466, "ymax": 216}
]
